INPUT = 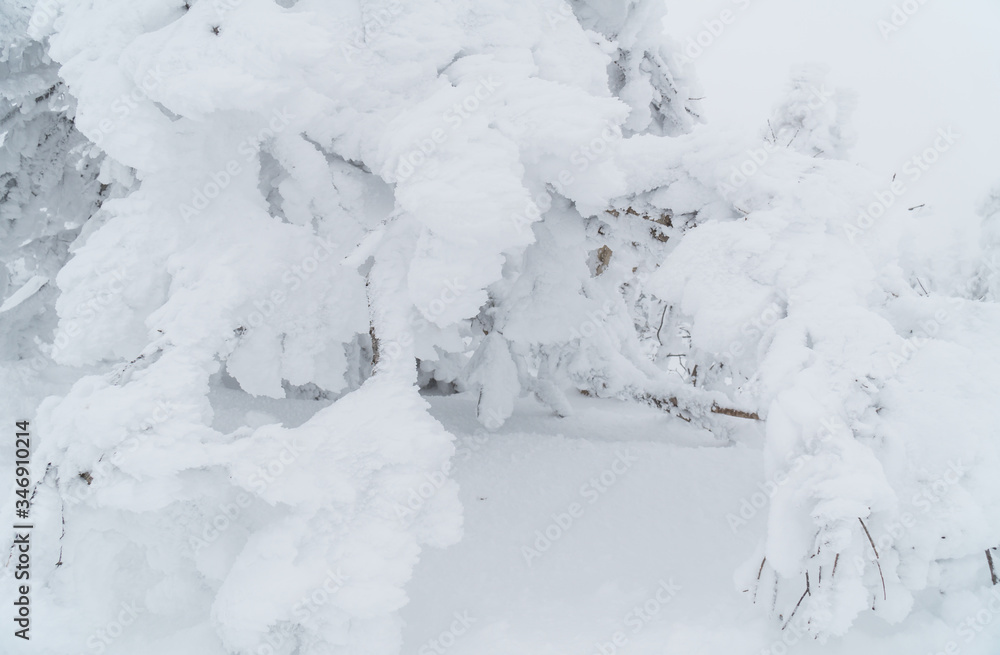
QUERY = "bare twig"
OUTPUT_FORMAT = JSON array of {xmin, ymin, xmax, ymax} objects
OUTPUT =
[
  {"xmin": 753, "ymin": 557, "xmax": 767, "ymax": 604},
  {"xmin": 785, "ymin": 128, "xmax": 800, "ymax": 148},
  {"xmin": 859, "ymin": 518, "xmax": 887, "ymax": 600},
  {"xmin": 56, "ymin": 505, "xmax": 65, "ymax": 567},
  {"xmin": 987, "ymin": 549, "xmax": 998, "ymax": 585},
  {"xmin": 656, "ymin": 305, "xmax": 668, "ymax": 345},
  {"xmin": 641, "ymin": 394, "xmax": 693, "ymax": 423},
  {"xmin": 782, "ymin": 572, "xmax": 810, "ymax": 630},
  {"xmin": 366, "ymin": 273, "xmax": 380, "ymax": 371},
  {"xmin": 859, "ymin": 518, "xmax": 879, "ymax": 558}
]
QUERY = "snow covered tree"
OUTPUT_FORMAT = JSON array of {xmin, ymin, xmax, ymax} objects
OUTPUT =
[
  {"xmin": 1, "ymin": 0, "xmax": 998, "ymax": 651},
  {"xmin": 977, "ymin": 184, "xmax": 1000, "ymax": 300},
  {"xmin": 640, "ymin": 71, "xmax": 1000, "ymax": 635},
  {"xmin": 1, "ymin": 0, "xmax": 704, "ymax": 652},
  {"xmin": 764, "ymin": 63, "xmax": 856, "ymax": 159},
  {"xmin": 0, "ymin": 1, "xmax": 118, "ymax": 400}
]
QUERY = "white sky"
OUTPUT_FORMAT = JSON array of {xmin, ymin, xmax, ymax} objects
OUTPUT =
[{"xmin": 664, "ymin": 0, "xmax": 1000, "ymax": 228}]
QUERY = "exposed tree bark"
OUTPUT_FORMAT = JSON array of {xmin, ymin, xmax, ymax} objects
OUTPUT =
[{"xmin": 710, "ymin": 403, "xmax": 760, "ymax": 421}]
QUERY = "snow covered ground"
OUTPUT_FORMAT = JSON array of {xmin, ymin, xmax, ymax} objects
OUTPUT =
[
  {"xmin": 208, "ymin": 387, "xmax": 1000, "ymax": 655},
  {"xmin": 404, "ymin": 394, "xmax": 1000, "ymax": 655}
]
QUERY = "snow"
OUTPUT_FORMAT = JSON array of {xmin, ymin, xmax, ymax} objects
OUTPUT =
[
  {"xmin": 0, "ymin": 272, "xmax": 46, "ymax": 312},
  {"xmin": 1, "ymin": 0, "xmax": 999, "ymax": 653},
  {"xmin": 664, "ymin": 0, "xmax": 1000, "ymax": 236},
  {"xmin": 405, "ymin": 392, "xmax": 1000, "ymax": 655}
]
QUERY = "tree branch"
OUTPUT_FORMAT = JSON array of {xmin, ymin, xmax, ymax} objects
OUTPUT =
[
  {"xmin": 710, "ymin": 403, "xmax": 760, "ymax": 420},
  {"xmin": 753, "ymin": 557, "xmax": 766, "ymax": 604},
  {"xmin": 782, "ymin": 571, "xmax": 810, "ymax": 630},
  {"xmin": 859, "ymin": 518, "xmax": 886, "ymax": 600}
]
